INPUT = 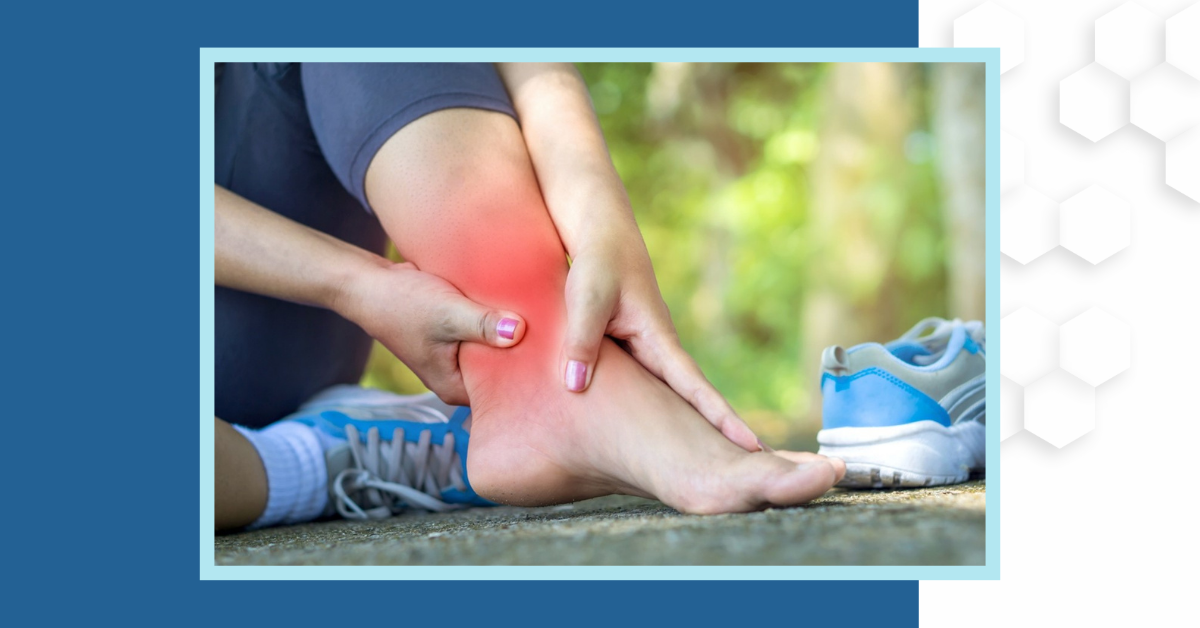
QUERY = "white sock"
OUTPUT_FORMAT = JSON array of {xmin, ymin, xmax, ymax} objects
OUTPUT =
[{"xmin": 234, "ymin": 422, "xmax": 329, "ymax": 529}]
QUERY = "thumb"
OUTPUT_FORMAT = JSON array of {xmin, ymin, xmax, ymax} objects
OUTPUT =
[
  {"xmin": 562, "ymin": 287, "xmax": 612, "ymax": 393},
  {"xmin": 442, "ymin": 296, "xmax": 525, "ymax": 348}
]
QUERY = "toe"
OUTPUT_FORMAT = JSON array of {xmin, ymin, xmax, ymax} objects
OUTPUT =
[
  {"xmin": 760, "ymin": 458, "xmax": 839, "ymax": 507},
  {"xmin": 771, "ymin": 450, "xmax": 828, "ymax": 465},
  {"xmin": 666, "ymin": 452, "xmax": 839, "ymax": 515},
  {"xmin": 827, "ymin": 456, "xmax": 846, "ymax": 483},
  {"xmin": 770, "ymin": 450, "xmax": 845, "ymax": 485}
]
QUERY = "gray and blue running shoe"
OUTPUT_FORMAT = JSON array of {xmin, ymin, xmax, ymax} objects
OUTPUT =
[
  {"xmin": 282, "ymin": 385, "xmax": 493, "ymax": 519},
  {"xmin": 817, "ymin": 318, "xmax": 986, "ymax": 488}
]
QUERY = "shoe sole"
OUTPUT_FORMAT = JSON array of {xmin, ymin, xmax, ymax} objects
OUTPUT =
[{"xmin": 817, "ymin": 420, "xmax": 984, "ymax": 489}]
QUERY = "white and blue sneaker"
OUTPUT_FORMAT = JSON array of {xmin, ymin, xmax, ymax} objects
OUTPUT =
[
  {"xmin": 816, "ymin": 318, "xmax": 986, "ymax": 488},
  {"xmin": 282, "ymin": 385, "xmax": 494, "ymax": 519}
]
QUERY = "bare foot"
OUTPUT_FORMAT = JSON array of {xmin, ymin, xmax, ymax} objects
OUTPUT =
[
  {"xmin": 465, "ymin": 337, "xmax": 844, "ymax": 513},
  {"xmin": 366, "ymin": 108, "xmax": 843, "ymax": 514}
]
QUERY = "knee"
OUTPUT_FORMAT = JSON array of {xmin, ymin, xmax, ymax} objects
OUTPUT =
[
  {"xmin": 364, "ymin": 109, "xmax": 565, "ymax": 298},
  {"xmin": 366, "ymin": 109, "xmax": 538, "ymax": 226}
]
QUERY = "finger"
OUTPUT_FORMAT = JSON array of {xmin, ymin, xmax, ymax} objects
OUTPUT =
[
  {"xmin": 655, "ymin": 340, "xmax": 762, "ymax": 452},
  {"xmin": 561, "ymin": 283, "xmax": 613, "ymax": 393},
  {"xmin": 440, "ymin": 295, "xmax": 525, "ymax": 348}
]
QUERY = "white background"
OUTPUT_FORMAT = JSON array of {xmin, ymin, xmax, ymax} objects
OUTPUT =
[{"xmin": 920, "ymin": 0, "xmax": 1199, "ymax": 624}]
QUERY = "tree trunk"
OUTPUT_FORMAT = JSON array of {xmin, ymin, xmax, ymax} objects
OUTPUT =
[{"xmin": 932, "ymin": 63, "xmax": 986, "ymax": 322}]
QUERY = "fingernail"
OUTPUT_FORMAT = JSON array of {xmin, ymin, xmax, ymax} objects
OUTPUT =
[
  {"xmin": 757, "ymin": 438, "xmax": 773, "ymax": 453},
  {"xmin": 565, "ymin": 360, "xmax": 587, "ymax": 392},
  {"xmin": 496, "ymin": 317, "xmax": 518, "ymax": 340}
]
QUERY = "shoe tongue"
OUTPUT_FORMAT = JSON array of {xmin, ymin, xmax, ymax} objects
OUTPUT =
[
  {"xmin": 325, "ymin": 444, "xmax": 353, "ymax": 479},
  {"xmin": 322, "ymin": 444, "xmax": 354, "ymax": 517}
]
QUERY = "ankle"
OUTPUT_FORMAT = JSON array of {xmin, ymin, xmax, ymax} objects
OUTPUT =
[{"xmin": 233, "ymin": 422, "xmax": 328, "ymax": 528}]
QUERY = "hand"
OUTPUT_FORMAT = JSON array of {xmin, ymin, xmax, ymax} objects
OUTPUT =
[
  {"xmin": 337, "ymin": 261, "xmax": 525, "ymax": 406},
  {"xmin": 561, "ymin": 228, "xmax": 763, "ymax": 452},
  {"xmin": 493, "ymin": 64, "xmax": 760, "ymax": 452}
]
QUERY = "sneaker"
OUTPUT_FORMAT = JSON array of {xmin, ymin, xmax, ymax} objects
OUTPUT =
[
  {"xmin": 282, "ymin": 385, "xmax": 493, "ymax": 519},
  {"xmin": 816, "ymin": 318, "xmax": 986, "ymax": 488}
]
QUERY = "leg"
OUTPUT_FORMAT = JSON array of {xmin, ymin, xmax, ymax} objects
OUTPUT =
[
  {"xmin": 366, "ymin": 109, "xmax": 841, "ymax": 513},
  {"xmin": 215, "ymin": 418, "xmax": 267, "ymax": 531},
  {"xmin": 216, "ymin": 63, "xmax": 388, "ymax": 429}
]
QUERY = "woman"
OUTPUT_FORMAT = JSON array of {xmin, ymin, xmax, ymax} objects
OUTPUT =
[{"xmin": 214, "ymin": 62, "xmax": 842, "ymax": 531}]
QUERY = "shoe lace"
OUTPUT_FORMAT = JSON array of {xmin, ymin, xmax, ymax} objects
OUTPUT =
[
  {"xmin": 901, "ymin": 317, "xmax": 986, "ymax": 363},
  {"xmin": 963, "ymin": 320, "xmax": 986, "ymax": 353},
  {"xmin": 332, "ymin": 423, "xmax": 469, "ymax": 519}
]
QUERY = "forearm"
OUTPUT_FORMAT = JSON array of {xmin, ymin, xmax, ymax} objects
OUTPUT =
[
  {"xmin": 496, "ymin": 63, "xmax": 641, "ymax": 255},
  {"xmin": 214, "ymin": 185, "xmax": 386, "ymax": 311}
]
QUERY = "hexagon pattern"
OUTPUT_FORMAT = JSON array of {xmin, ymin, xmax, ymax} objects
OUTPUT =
[
  {"xmin": 1025, "ymin": 370, "xmax": 1097, "ymax": 448},
  {"xmin": 1167, "ymin": 3, "xmax": 1200, "ymax": 80},
  {"xmin": 1060, "ymin": 63, "xmax": 1129, "ymax": 142},
  {"xmin": 1061, "ymin": 308, "xmax": 1131, "ymax": 386},
  {"xmin": 945, "ymin": 3, "xmax": 1157, "ymax": 454},
  {"xmin": 942, "ymin": 5, "xmax": 1160, "ymax": 452},
  {"xmin": 954, "ymin": 2, "xmax": 1025, "ymax": 74},
  {"xmin": 1001, "ymin": 130, "xmax": 1025, "ymax": 193},
  {"xmin": 1001, "ymin": 185, "xmax": 1059, "ymax": 264},
  {"xmin": 1166, "ymin": 126, "xmax": 1200, "ymax": 203},
  {"xmin": 1060, "ymin": 185, "xmax": 1131, "ymax": 264},
  {"xmin": 1001, "ymin": 308, "xmax": 1059, "ymax": 387},
  {"xmin": 1130, "ymin": 63, "xmax": 1200, "ymax": 141},
  {"xmin": 1097, "ymin": 2, "xmax": 1165, "ymax": 80},
  {"xmin": 1000, "ymin": 376, "xmax": 1023, "ymax": 441}
]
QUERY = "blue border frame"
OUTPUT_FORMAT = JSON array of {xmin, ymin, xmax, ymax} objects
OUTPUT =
[{"xmin": 200, "ymin": 47, "xmax": 1000, "ymax": 580}]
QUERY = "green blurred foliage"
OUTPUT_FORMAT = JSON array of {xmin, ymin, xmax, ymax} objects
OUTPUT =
[{"xmin": 364, "ymin": 63, "xmax": 975, "ymax": 448}]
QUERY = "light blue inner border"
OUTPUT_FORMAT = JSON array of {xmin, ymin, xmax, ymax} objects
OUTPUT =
[{"xmin": 200, "ymin": 48, "xmax": 1000, "ymax": 580}]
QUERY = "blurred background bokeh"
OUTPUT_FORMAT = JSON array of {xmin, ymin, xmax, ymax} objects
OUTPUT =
[{"xmin": 362, "ymin": 62, "xmax": 985, "ymax": 450}]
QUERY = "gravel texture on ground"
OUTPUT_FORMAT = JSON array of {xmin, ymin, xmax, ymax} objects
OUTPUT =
[{"xmin": 215, "ymin": 479, "xmax": 984, "ymax": 566}]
